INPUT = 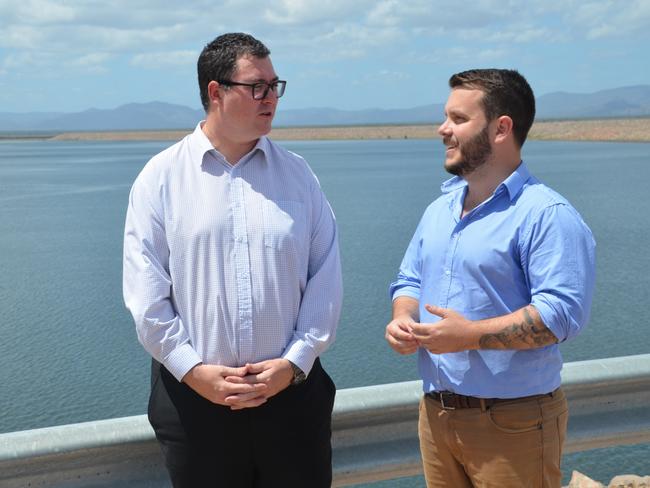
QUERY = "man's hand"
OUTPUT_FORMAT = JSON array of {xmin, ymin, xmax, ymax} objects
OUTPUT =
[
  {"xmin": 386, "ymin": 296, "xmax": 420, "ymax": 355},
  {"xmin": 409, "ymin": 304, "xmax": 479, "ymax": 354},
  {"xmin": 385, "ymin": 315, "xmax": 419, "ymax": 355},
  {"xmin": 411, "ymin": 303, "xmax": 557, "ymax": 353},
  {"xmin": 225, "ymin": 358, "xmax": 294, "ymax": 410},
  {"xmin": 182, "ymin": 363, "xmax": 268, "ymax": 409}
]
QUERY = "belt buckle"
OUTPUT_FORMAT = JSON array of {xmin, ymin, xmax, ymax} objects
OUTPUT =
[{"xmin": 439, "ymin": 392, "xmax": 456, "ymax": 410}]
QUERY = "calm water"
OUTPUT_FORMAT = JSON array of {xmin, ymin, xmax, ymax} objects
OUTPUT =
[{"xmin": 1, "ymin": 138, "xmax": 648, "ymax": 484}]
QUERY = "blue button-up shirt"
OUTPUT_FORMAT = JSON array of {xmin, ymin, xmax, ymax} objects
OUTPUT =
[
  {"xmin": 390, "ymin": 162, "xmax": 595, "ymax": 398},
  {"xmin": 123, "ymin": 123, "xmax": 342, "ymax": 382}
]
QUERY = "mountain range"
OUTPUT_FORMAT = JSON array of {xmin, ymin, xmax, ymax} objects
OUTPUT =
[{"xmin": 1, "ymin": 85, "xmax": 649, "ymax": 132}]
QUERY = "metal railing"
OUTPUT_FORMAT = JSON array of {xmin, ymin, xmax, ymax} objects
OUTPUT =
[{"xmin": 1, "ymin": 354, "xmax": 649, "ymax": 487}]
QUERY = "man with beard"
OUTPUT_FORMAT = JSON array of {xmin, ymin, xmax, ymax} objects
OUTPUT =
[
  {"xmin": 385, "ymin": 69, "xmax": 595, "ymax": 487},
  {"xmin": 124, "ymin": 33, "xmax": 342, "ymax": 487}
]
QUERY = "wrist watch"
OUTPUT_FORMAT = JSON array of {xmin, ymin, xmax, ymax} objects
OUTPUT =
[{"xmin": 289, "ymin": 361, "xmax": 306, "ymax": 385}]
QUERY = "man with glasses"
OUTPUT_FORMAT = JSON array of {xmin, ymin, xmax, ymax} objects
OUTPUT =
[{"xmin": 124, "ymin": 32, "xmax": 342, "ymax": 487}]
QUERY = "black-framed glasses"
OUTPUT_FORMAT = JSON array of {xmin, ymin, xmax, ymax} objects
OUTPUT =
[{"xmin": 218, "ymin": 79, "xmax": 286, "ymax": 100}]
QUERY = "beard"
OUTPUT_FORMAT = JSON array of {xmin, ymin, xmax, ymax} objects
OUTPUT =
[{"xmin": 444, "ymin": 125, "xmax": 492, "ymax": 177}]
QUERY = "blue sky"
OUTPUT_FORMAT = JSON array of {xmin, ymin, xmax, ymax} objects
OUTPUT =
[{"xmin": 1, "ymin": 0, "xmax": 649, "ymax": 114}]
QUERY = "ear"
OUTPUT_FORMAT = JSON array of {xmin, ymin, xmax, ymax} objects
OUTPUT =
[
  {"xmin": 494, "ymin": 115, "xmax": 513, "ymax": 144},
  {"xmin": 207, "ymin": 80, "xmax": 222, "ymax": 107}
]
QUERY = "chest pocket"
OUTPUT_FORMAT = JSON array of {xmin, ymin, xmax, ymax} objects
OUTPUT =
[{"xmin": 262, "ymin": 200, "xmax": 307, "ymax": 250}]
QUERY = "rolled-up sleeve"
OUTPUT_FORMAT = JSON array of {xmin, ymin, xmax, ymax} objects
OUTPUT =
[
  {"xmin": 122, "ymin": 170, "xmax": 201, "ymax": 381},
  {"xmin": 389, "ymin": 217, "xmax": 425, "ymax": 301},
  {"xmin": 282, "ymin": 183, "xmax": 343, "ymax": 377},
  {"xmin": 522, "ymin": 203, "xmax": 596, "ymax": 342}
]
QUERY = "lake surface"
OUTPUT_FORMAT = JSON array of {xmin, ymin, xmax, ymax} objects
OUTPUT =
[{"xmin": 1, "ymin": 137, "xmax": 648, "ymax": 484}]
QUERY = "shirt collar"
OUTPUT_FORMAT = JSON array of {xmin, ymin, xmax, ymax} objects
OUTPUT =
[
  {"xmin": 499, "ymin": 161, "xmax": 530, "ymax": 201},
  {"xmin": 440, "ymin": 161, "xmax": 531, "ymax": 202},
  {"xmin": 235, "ymin": 136, "xmax": 270, "ymax": 167},
  {"xmin": 189, "ymin": 121, "xmax": 271, "ymax": 167},
  {"xmin": 188, "ymin": 121, "xmax": 217, "ymax": 165},
  {"xmin": 253, "ymin": 135, "xmax": 271, "ymax": 159},
  {"xmin": 440, "ymin": 175, "xmax": 467, "ymax": 194}
]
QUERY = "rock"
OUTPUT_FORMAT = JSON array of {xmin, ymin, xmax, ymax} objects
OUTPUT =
[
  {"xmin": 566, "ymin": 470, "xmax": 605, "ymax": 488},
  {"xmin": 608, "ymin": 474, "xmax": 650, "ymax": 488}
]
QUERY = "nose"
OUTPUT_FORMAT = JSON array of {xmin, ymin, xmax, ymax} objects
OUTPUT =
[
  {"xmin": 259, "ymin": 83, "xmax": 280, "ymax": 102},
  {"xmin": 437, "ymin": 119, "xmax": 451, "ymax": 137},
  {"xmin": 261, "ymin": 89, "xmax": 277, "ymax": 104}
]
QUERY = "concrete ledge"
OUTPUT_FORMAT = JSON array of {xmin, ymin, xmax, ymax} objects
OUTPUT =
[{"xmin": 2, "ymin": 354, "xmax": 649, "ymax": 487}]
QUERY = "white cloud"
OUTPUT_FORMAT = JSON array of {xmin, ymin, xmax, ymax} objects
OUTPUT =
[
  {"xmin": 266, "ymin": 19, "xmax": 405, "ymax": 62},
  {"xmin": 366, "ymin": 0, "xmax": 509, "ymax": 29},
  {"xmin": 474, "ymin": 48, "xmax": 510, "ymax": 62},
  {"xmin": 66, "ymin": 53, "xmax": 112, "ymax": 73},
  {"xmin": 0, "ymin": 0, "xmax": 77, "ymax": 25},
  {"xmin": 2, "ymin": 51, "xmax": 48, "ymax": 69},
  {"xmin": 0, "ymin": 1, "xmax": 201, "ymax": 51},
  {"xmin": 262, "ymin": 0, "xmax": 363, "ymax": 25},
  {"xmin": 0, "ymin": 25, "xmax": 48, "ymax": 48},
  {"xmin": 1, "ymin": 0, "xmax": 647, "ymax": 55},
  {"xmin": 3, "ymin": 0, "xmax": 644, "ymax": 78},
  {"xmin": 296, "ymin": 69, "xmax": 341, "ymax": 80},
  {"xmin": 0, "ymin": 0, "xmax": 647, "ymax": 111},
  {"xmin": 130, "ymin": 50, "xmax": 197, "ymax": 69},
  {"xmin": 533, "ymin": 0, "xmax": 650, "ymax": 40},
  {"xmin": 456, "ymin": 24, "xmax": 563, "ymax": 44},
  {"xmin": 417, "ymin": 46, "xmax": 509, "ymax": 65},
  {"xmin": 1, "ymin": 49, "xmax": 112, "ymax": 75},
  {"xmin": 81, "ymin": 23, "xmax": 190, "ymax": 50},
  {"xmin": 356, "ymin": 69, "xmax": 411, "ymax": 84},
  {"xmin": 0, "ymin": 2, "xmax": 201, "ymax": 85}
]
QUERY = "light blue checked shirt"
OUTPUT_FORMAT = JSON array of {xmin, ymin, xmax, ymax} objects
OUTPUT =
[
  {"xmin": 390, "ymin": 162, "xmax": 595, "ymax": 398},
  {"xmin": 123, "ymin": 123, "xmax": 342, "ymax": 382}
]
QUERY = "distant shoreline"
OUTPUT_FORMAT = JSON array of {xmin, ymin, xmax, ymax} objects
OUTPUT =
[{"xmin": 4, "ymin": 118, "xmax": 650, "ymax": 143}]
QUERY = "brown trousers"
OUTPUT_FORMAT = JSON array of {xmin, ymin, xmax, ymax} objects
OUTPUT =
[{"xmin": 418, "ymin": 388, "xmax": 568, "ymax": 488}]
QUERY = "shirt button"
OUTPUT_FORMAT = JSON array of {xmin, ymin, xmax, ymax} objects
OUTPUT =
[{"xmin": 445, "ymin": 270, "xmax": 451, "ymax": 275}]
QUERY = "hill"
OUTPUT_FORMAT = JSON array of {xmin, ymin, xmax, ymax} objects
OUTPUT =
[{"xmin": 1, "ymin": 85, "xmax": 649, "ymax": 132}]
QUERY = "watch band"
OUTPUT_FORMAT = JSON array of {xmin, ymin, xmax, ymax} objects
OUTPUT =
[{"xmin": 289, "ymin": 361, "xmax": 306, "ymax": 385}]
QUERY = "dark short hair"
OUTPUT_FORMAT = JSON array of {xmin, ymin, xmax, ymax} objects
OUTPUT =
[
  {"xmin": 197, "ymin": 33, "xmax": 271, "ymax": 112},
  {"xmin": 449, "ymin": 69, "xmax": 535, "ymax": 147}
]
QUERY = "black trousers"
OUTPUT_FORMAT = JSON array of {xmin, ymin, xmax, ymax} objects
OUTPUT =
[{"xmin": 148, "ymin": 358, "xmax": 336, "ymax": 488}]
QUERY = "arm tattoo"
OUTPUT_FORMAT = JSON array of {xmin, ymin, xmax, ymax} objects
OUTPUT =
[{"xmin": 478, "ymin": 306, "xmax": 558, "ymax": 350}]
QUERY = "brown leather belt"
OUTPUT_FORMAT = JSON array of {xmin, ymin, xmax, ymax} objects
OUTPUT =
[{"xmin": 425, "ymin": 390, "xmax": 555, "ymax": 410}]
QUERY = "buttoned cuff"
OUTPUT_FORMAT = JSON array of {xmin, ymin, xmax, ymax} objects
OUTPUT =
[
  {"xmin": 282, "ymin": 341, "xmax": 318, "ymax": 378},
  {"xmin": 163, "ymin": 343, "xmax": 203, "ymax": 382}
]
